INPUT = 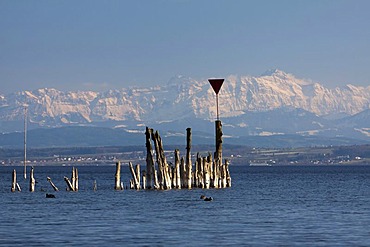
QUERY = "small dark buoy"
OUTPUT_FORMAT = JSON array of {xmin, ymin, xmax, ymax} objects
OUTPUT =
[
  {"xmin": 204, "ymin": 197, "xmax": 213, "ymax": 201},
  {"xmin": 46, "ymin": 193, "xmax": 56, "ymax": 198}
]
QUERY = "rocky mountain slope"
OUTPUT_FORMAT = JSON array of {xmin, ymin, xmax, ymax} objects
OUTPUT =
[{"xmin": 0, "ymin": 69, "xmax": 369, "ymax": 143}]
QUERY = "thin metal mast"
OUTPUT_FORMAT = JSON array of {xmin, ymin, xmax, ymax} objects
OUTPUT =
[
  {"xmin": 24, "ymin": 106, "xmax": 27, "ymax": 179},
  {"xmin": 216, "ymin": 93, "xmax": 219, "ymax": 120},
  {"xmin": 208, "ymin": 78, "xmax": 224, "ymax": 120}
]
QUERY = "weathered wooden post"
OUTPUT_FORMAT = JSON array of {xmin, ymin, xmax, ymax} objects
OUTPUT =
[
  {"xmin": 215, "ymin": 120, "xmax": 223, "ymax": 164},
  {"xmin": 153, "ymin": 170, "xmax": 159, "ymax": 189},
  {"xmin": 199, "ymin": 155, "xmax": 204, "ymax": 189},
  {"xmin": 135, "ymin": 164, "xmax": 141, "ymax": 190},
  {"xmin": 70, "ymin": 167, "xmax": 78, "ymax": 191},
  {"xmin": 171, "ymin": 163, "xmax": 176, "ymax": 188},
  {"xmin": 208, "ymin": 153, "xmax": 218, "ymax": 188},
  {"xmin": 194, "ymin": 153, "xmax": 198, "ymax": 188},
  {"xmin": 145, "ymin": 127, "xmax": 156, "ymax": 189},
  {"xmin": 180, "ymin": 157, "xmax": 186, "ymax": 188},
  {"xmin": 221, "ymin": 162, "xmax": 227, "ymax": 188},
  {"xmin": 203, "ymin": 157, "xmax": 210, "ymax": 189},
  {"xmin": 142, "ymin": 171, "xmax": 146, "ymax": 190},
  {"xmin": 151, "ymin": 131, "xmax": 164, "ymax": 189},
  {"xmin": 186, "ymin": 128, "xmax": 192, "ymax": 189},
  {"xmin": 47, "ymin": 177, "xmax": 59, "ymax": 191},
  {"xmin": 11, "ymin": 169, "xmax": 17, "ymax": 192},
  {"xmin": 16, "ymin": 182, "xmax": 21, "ymax": 192},
  {"xmin": 128, "ymin": 162, "xmax": 140, "ymax": 190},
  {"xmin": 71, "ymin": 167, "xmax": 76, "ymax": 191},
  {"xmin": 29, "ymin": 166, "xmax": 35, "ymax": 192},
  {"xmin": 157, "ymin": 132, "xmax": 172, "ymax": 189},
  {"xmin": 115, "ymin": 161, "xmax": 123, "ymax": 190},
  {"xmin": 174, "ymin": 149, "xmax": 181, "ymax": 189},
  {"xmin": 208, "ymin": 78, "xmax": 230, "ymax": 188},
  {"xmin": 225, "ymin": 159, "xmax": 231, "ymax": 187},
  {"xmin": 64, "ymin": 176, "xmax": 75, "ymax": 191},
  {"xmin": 74, "ymin": 167, "xmax": 79, "ymax": 192}
]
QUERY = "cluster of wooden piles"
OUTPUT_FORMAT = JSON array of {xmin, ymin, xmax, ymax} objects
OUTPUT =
[
  {"xmin": 122, "ymin": 120, "xmax": 231, "ymax": 190},
  {"xmin": 10, "ymin": 166, "xmax": 78, "ymax": 192},
  {"xmin": 9, "ymin": 120, "xmax": 231, "ymax": 192},
  {"xmin": 11, "ymin": 166, "xmax": 37, "ymax": 192}
]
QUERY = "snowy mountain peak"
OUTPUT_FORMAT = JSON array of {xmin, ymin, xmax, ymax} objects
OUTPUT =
[
  {"xmin": 261, "ymin": 68, "xmax": 289, "ymax": 77},
  {"xmin": 0, "ymin": 70, "xmax": 369, "ymax": 131}
]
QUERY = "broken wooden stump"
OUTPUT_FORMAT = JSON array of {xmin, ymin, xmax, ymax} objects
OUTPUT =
[
  {"xmin": 64, "ymin": 176, "xmax": 75, "ymax": 191},
  {"xmin": 10, "ymin": 169, "xmax": 21, "ymax": 192},
  {"xmin": 151, "ymin": 130, "xmax": 172, "ymax": 189},
  {"xmin": 115, "ymin": 161, "xmax": 123, "ymax": 190},
  {"xmin": 137, "ymin": 122, "xmax": 231, "ymax": 191},
  {"xmin": 63, "ymin": 167, "xmax": 78, "ymax": 191},
  {"xmin": 73, "ymin": 167, "xmax": 79, "ymax": 192},
  {"xmin": 215, "ymin": 120, "xmax": 223, "ymax": 163},
  {"xmin": 29, "ymin": 166, "xmax": 36, "ymax": 192},
  {"xmin": 145, "ymin": 127, "xmax": 156, "ymax": 189},
  {"xmin": 11, "ymin": 169, "xmax": 16, "ymax": 192},
  {"xmin": 16, "ymin": 183, "xmax": 21, "ymax": 192},
  {"xmin": 142, "ymin": 170, "xmax": 146, "ymax": 190},
  {"xmin": 129, "ymin": 162, "xmax": 140, "ymax": 190},
  {"xmin": 186, "ymin": 128, "xmax": 192, "ymax": 189},
  {"xmin": 174, "ymin": 149, "xmax": 181, "ymax": 189},
  {"xmin": 47, "ymin": 177, "xmax": 59, "ymax": 191},
  {"xmin": 225, "ymin": 159, "xmax": 231, "ymax": 187}
]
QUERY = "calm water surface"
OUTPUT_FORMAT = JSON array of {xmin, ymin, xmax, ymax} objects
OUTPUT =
[{"xmin": 1, "ymin": 165, "xmax": 370, "ymax": 246}]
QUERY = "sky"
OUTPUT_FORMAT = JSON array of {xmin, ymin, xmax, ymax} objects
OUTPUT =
[{"xmin": 1, "ymin": 0, "xmax": 370, "ymax": 94}]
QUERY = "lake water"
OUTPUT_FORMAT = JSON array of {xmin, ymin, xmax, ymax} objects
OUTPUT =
[{"xmin": 1, "ymin": 165, "xmax": 370, "ymax": 246}]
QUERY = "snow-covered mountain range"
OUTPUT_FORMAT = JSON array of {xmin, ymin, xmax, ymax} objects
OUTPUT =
[{"xmin": 0, "ymin": 69, "xmax": 369, "ymax": 144}]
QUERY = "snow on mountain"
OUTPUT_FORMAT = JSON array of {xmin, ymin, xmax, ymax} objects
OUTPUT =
[{"xmin": 0, "ymin": 70, "xmax": 369, "ymax": 133}]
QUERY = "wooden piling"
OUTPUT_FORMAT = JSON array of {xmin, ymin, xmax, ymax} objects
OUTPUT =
[
  {"xmin": 221, "ymin": 162, "xmax": 227, "ymax": 188},
  {"xmin": 215, "ymin": 120, "xmax": 223, "ymax": 163},
  {"xmin": 225, "ymin": 159, "xmax": 231, "ymax": 187},
  {"xmin": 64, "ymin": 176, "xmax": 75, "ymax": 191},
  {"xmin": 74, "ymin": 167, "xmax": 79, "ymax": 192},
  {"xmin": 71, "ymin": 167, "xmax": 76, "ymax": 191},
  {"xmin": 11, "ymin": 169, "xmax": 16, "ymax": 192},
  {"xmin": 174, "ymin": 149, "xmax": 181, "ymax": 189},
  {"xmin": 153, "ymin": 169, "xmax": 159, "ymax": 189},
  {"xmin": 129, "ymin": 162, "xmax": 140, "ymax": 190},
  {"xmin": 136, "ymin": 164, "xmax": 141, "ymax": 190},
  {"xmin": 47, "ymin": 177, "xmax": 59, "ymax": 191},
  {"xmin": 16, "ymin": 183, "xmax": 21, "ymax": 192},
  {"xmin": 180, "ymin": 157, "xmax": 186, "ymax": 188},
  {"xmin": 145, "ymin": 127, "xmax": 156, "ymax": 189},
  {"xmin": 114, "ymin": 161, "xmax": 123, "ymax": 190},
  {"xmin": 198, "ymin": 155, "xmax": 204, "ymax": 189},
  {"xmin": 142, "ymin": 171, "xmax": 146, "ymax": 190},
  {"xmin": 139, "ymin": 125, "xmax": 231, "ymax": 191},
  {"xmin": 29, "ymin": 166, "xmax": 35, "ymax": 192},
  {"xmin": 186, "ymin": 128, "xmax": 192, "ymax": 189},
  {"xmin": 157, "ymin": 131, "xmax": 172, "ymax": 189},
  {"xmin": 152, "ymin": 131, "xmax": 171, "ymax": 189},
  {"xmin": 151, "ymin": 131, "xmax": 164, "ymax": 189}
]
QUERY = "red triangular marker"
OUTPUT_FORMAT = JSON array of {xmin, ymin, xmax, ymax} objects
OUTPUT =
[{"xmin": 208, "ymin": 79, "xmax": 224, "ymax": 94}]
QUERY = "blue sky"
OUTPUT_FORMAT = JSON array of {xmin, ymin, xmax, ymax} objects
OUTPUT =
[{"xmin": 1, "ymin": 0, "xmax": 369, "ymax": 93}]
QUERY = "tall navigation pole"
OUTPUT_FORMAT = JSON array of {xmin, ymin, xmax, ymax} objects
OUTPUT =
[
  {"xmin": 208, "ymin": 79, "xmax": 224, "ymax": 120},
  {"xmin": 208, "ymin": 78, "xmax": 224, "ymax": 163},
  {"xmin": 24, "ymin": 105, "xmax": 27, "ymax": 179}
]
